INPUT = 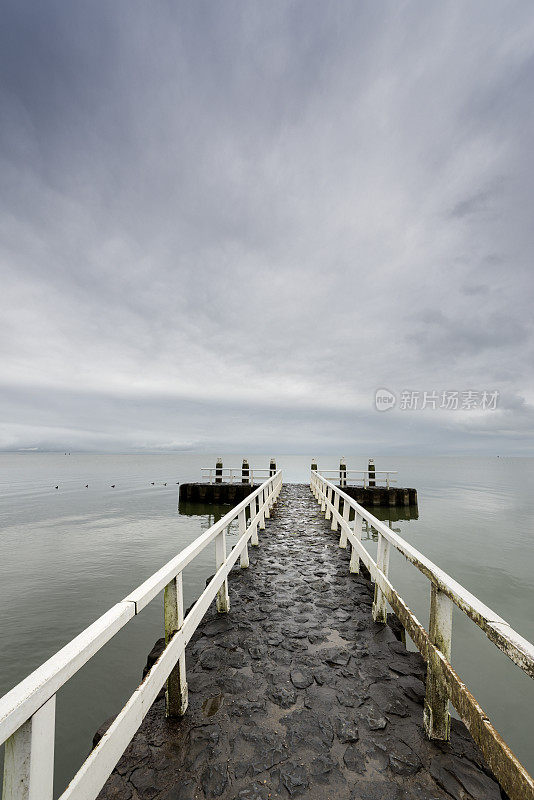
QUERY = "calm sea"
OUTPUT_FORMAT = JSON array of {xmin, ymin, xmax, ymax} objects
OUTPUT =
[{"xmin": 0, "ymin": 453, "xmax": 533, "ymax": 796}]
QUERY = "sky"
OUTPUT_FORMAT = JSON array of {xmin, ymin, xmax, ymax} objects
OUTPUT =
[{"xmin": 1, "ymin": 1, "xmax": 533, "ymax": 455}]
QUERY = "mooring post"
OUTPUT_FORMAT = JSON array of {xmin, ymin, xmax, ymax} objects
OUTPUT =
[
  {"xmin": 2, "ymin": 695, "xmax": 56, "ymax": 800},
  {"xmin": 215, "ymin": 527, "xmax": 230, "ymax": 613},
  {"xmin": 215, "ymin": 457, "xmax": 223, "ymax": 484},
  {"xmin": 239, "ymin": 508, "xmax": 249, "ymax": 567},
  {"xmin": 424, "ymin": 584, "xmax": 453, "ymax": 740},
  {"xmin": 164, "ymin": 573, "xmax": 188, "ymax": 716},
  {"xmin": 270, "ymin": 457, "xmax": 276, "ymax": 476},
  {"xmin": 340, "ymin": 498, "xmax": 350, "ymax": 548},
  {"xmin": 242, "ymin": 458, "xmax": 250, "ymax": 484},
  {"xmin": 368, "ymin": 458, "xmax": 375, "ymax": 487},
  {"xmin": 339, "ymin": 457, "xmax": 346, "ymax": 488},
  {"xmin": 350, "ymin": 513, "xmax": 362, "ymax": 573},
  {"xmin": 372, "ymin": 532, "xmax": 390, "ymax": 623}
]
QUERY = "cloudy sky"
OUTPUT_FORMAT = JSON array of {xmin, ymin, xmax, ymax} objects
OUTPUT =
[{"xmin": 1, "ymin": 1, "xmax": 533, "ymax": 454}]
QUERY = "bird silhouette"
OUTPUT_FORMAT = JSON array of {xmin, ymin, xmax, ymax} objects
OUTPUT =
[
  {"xmin": 151, "ymin": 482, "xmax": 155, "ymax": 485},
  {"xmin": 85, "ymin": 484, "xmax": 88, "ymax": 488},
  {"xmin": 163, "ymin": 482, "xmax": 167, "ymax": 486},
  {"xmin": 55, "ymin": 485, "xmax": 59, "ymax": 490},
  {"xmin": 111, "ymin": 484, "xmax": 115, "ymax": 488}
]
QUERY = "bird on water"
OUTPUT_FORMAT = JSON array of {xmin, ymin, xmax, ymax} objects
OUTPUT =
[{"xmin": 111, "ymin": 484, "xmax": 115, "ymax": 488}]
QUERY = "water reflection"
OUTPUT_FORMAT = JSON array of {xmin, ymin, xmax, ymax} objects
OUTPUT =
[
  {"xmin": 356, "ymin": 505, "xmax": 418, "ymax": 541},
  {"xmin": 177, "ymin": 500, "xmax": 241, "ymax": 537}
]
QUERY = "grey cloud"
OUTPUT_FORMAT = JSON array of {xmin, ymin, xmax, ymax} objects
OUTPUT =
[{"xmin": 1, "ymin": 1, "xmax": 534, "ymax": 453}]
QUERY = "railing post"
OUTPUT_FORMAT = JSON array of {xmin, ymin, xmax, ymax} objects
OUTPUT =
[
  {"xmin": 331, "ymin": 490, "xmax": 340, "ymax": 531},
  {"xmin": 215, "ymin": 457, "xmax": 223, "ymax": 484},
  {"xmin": 424, "ymin": 584, "xmax": 453, "ymax": 741},
  {"xmin": 320, "ymin": 480, "xmax": 326, "ymax": 511},
  {"xmin": 372, "ymin": 532, "xmax": 390, "ymax": 623},
  {"xmin": 259, "ymin": 488, "xmax": 266, "ymax": 529},
  {"xmin": 215, "ymin": 528, "xmax": 230, "ymax": 613},
  {"xmin": 250, "ymin": 498, "xmax": 259, "ymax": 545},
  {"xmin": 239, "ymin": 509, "xmax": 249, "ymax": 568},
  {"xmin": 164, "ymin": 573, "xmax": 188, "ymax": 717},
  {"xmin": 270, "ymin": 457, "xmax": 276, "ymax": 477},
  {"xmin": 2, "ymin": 695, "xmax": 55, "ymax": 800},
  {"xmin": 350, "ymin": 513, "xmax": 361, "ymax": 573},
  {"xmin": 325, "ymin": 486, "xmax": 332, "ymax": 520},
  {"xmin": 242, "ymin": 458, "xmax": 249, "ymax": 484},
  {"xmin": 340, "ymin": 498, "xmax": 350, "ymax": 548},
  {"xmin": 264, "ymin": 485, "xmax": 271, "ymax": 518}
]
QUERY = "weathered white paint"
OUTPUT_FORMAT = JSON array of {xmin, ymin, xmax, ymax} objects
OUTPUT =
[
  {"xmin": 325, "ymin": 486, "xmax": 332, "ymax": 519},
  {"xmin": 239, "ymin": 508, "xmax": 249, "ymax": 568},
  {"xmin": 259, "ymin": 488, "xmax": 266, "ymax": 530},
  {"xmin": 424, "ymin": 585, "xmax": 453, "ymax": 740},
  {"xmin": 215, "ymin": 528, "xmax": 230, "ymax": 613},
  {"xmin": 59, "ymin": 505, "xmax": 269, "ymax": 800},
  {"xmin": 318, "ymin": 468, "xmax": 397, "ymax": 487},
  {"xmin": 339, "ymin": 499, "xmax": 350, "ymax": 548},
  {"xmin": 311, "ymin": 470, "xmax": 534, "ymax": 678},
  {"xmin": 330, "ymin": 492, "xmax": 340, "ymax": 531},
  {"xmin": 1, "ymin": 471, "xmax": 282, "ymax": 800},
  {"xmin": 0, "ymin": 603, "xmax": 135, "ymax": 744},
  {"xmin": 349, "ymin": 513, "xmax": 362, "ymax": 573},
  {"xmin": 310, "ymin": 468, "xmax": 534, "ymax": 800},
  {"xmin": 164, "ymin": 573, "xmax": 188, "ymax": 717},
  {"xmin": 202, "ymin": 467, "xmax": 272, "ymax": 485},
  {"xmin": 2, "ymin": 696, "xmax": 55, "ymax": 800},
  {"xmin": 249, "ymin": 498, "xmax": 259, "ymax": 546},
  {"xmin": 372, "ymin": 533, "xmax": 390, "ymax": 623}
]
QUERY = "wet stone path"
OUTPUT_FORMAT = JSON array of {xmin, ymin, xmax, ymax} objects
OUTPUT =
[{"xmin": 99, "ymin": 485, "xmax": 503, "ymax": 800}]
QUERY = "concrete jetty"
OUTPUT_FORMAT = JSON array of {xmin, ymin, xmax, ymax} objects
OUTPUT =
[
  {"xmin": 180, "ymin": 459, "xmax": 418, "ymax": 508},
  {"xmin": 96, "ymin": 486, "xmax": 502, "ymax": 800}
]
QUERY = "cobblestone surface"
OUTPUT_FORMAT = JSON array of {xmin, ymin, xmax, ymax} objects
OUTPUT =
[{"xmin": 97, "ymin": 485, "xmax": 504, "ymax": 800}]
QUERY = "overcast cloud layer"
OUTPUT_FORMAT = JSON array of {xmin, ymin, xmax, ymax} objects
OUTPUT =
[{"xmin": 1, "ymin": 1, "xmax": 533, "ymax": 454}]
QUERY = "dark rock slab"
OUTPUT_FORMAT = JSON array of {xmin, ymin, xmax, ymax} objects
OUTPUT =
[{"xmin": 97, "ymin": 484, "xmax": 504, "ymax": 800}]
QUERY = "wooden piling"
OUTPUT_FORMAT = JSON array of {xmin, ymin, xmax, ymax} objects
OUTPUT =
[{"xmin": 368, "ymin": 458, "xmax": 375, "ymax": 487}]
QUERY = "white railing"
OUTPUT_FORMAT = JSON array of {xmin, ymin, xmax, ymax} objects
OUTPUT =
[
  {"xmin": 318, "ymin": 469, "xmax": 398, "ymax": 488},
  {"xmin": 310, "ymin": 470, "xmax": 534, "ymax": 800},
  {"xmin": 201, "ymin": 467, "xmax": 273, "ymax": 485},
  {"xmin": 0, "ymin": 471, "xmax": 283, "ymax": 800}
]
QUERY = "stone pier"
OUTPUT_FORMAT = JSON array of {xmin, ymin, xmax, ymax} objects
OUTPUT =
[{"xmin": 97, "ymin": 485, "xmax": 503, "ymax": 800}]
